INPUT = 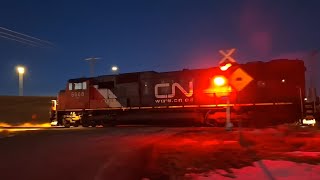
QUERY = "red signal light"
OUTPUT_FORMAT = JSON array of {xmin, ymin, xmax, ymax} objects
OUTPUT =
[
  {"xmin": 220, "ymin": 63, "xmax": 232, "ymax": 71},
  {"xmin": 204, "ymin": 75, "xmax": 232, "ymax": 96},
  {"xmin": 213, "ymin": 76, "xmax": 227, "ymax": 86}
]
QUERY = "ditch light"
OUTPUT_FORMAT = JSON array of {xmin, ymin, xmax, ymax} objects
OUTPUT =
[{"xmin": 302, "ymin": 118, "xmax": 316, "ymax": 126}]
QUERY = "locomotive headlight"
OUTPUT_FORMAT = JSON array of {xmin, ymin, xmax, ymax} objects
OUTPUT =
[{"xmin": 302, "ymin": 118, "xmax": 316, "ymax": 126}]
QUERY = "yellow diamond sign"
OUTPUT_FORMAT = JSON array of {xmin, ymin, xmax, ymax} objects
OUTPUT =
[{"xmin": 229, "ymin": 67, "xmax": 253, "ymax": 91}]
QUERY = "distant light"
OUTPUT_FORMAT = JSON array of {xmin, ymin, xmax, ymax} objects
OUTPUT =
[
  {"xmin": 220, "ymin": 63, "xmax": 232, "ymax": 71},
  {"xmin": 302, "ymin": 118, "xmax": 316, "ymax": 125},
  {"xmin": 51, "ymin": 121, "xmax": 58, "ymax": 126},
  {"xmin": 213, "ymin": 76, "xmax": 226, "ymax": 86},
  {"xmin": 111, "ymin": 66, "xmax": 118, "ymax": 72},
  {"xmin": 304, "ymin": 98, "xmax": 308, "ymax": 101},
  {"xmin": 16, "ymin": 66, "xmax": 25, "ymax": 74},
  {"xmin": 281, "ymin": 79, "xmax": 285, "ymax": 83}
]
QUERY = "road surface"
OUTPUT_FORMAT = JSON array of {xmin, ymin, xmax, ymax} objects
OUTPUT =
[
  {"xmin": 0, "ymin": 126, "xmax": 178, "ymax": 180},
  {"xmin": 1, "ymin": 125, "xmax": 320, "ymax": 180}
]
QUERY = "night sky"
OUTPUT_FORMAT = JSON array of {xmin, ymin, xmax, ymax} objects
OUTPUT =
[{"xmin": 0, "ymin": 0, "xmax": 319, "ymax": 96}]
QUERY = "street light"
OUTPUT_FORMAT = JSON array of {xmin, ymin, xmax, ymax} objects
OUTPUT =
[
  {"xmin": 16, "ymin": 66, "xmax": 25, "ymax": 96},
  {"xmin": 111, "ymin": 66, "xmax": 118, "ymax": 74}
]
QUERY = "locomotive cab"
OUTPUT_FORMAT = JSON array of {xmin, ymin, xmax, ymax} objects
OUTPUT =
[{"xmin": 49, "ymin": 78, "xmax": 92, "ymax": 127}]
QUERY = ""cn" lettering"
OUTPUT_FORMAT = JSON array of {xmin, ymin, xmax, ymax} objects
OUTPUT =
[{"xmin": 154, "ymin": 82, "xmax": 193, "ymax": 99}]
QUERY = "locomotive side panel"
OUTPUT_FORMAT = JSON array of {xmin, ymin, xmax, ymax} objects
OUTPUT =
[
  {"xmin": 89, "ymin": 75, "xmax": 120, "ymax": 109},
  {"xmin": 266, "ymin": 59, "xmax": 305, "ymax": 102},
  {"xmin": 236, "ymin": 60, "xmax": 305, "ymax": 105},
  {"xmin": 139, "ymin": 71, "xmax": 157, "ymax": 107},
  {"xmin": 115, "ymin": 82, "xmax": 140, "ymax": 107},
  {"xmin": 137, "ymin": 60, "xmax": 305, "ymax": 108},
  {"xmin": 57, "ymin": 90, "xmax": 66, "ymax": 110},
  {"xmin": 88, "ymin": 73, "xmax": 141, "ymax": 109},
  {"xmin": 237, "ymin": 62, "xmax": 267, "ymax": 104},
  {"xmin": 114, "ymin": 73, "xmax": 140, "ymax": 107},
  {"xmin": 235, "ymin": 60, "xmax": 306, "ymax": 125},
  {"xmin": 139, "ymin": 70, "xmax": 214, "ymax": 107}
]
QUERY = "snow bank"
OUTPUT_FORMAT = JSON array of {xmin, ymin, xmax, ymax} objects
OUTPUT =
[
  {"xmin": 285, "ymin": 151, "xmax": 320, "ymax": 158},
  {"xmin": 187, "ymin": 160, "xmax": 320, "ymax": 180}
]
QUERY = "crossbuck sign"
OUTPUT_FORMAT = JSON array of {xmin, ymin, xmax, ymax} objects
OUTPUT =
[{"xmin": 219, "ymin": 48, "xmax": 237, "ymax": 65}]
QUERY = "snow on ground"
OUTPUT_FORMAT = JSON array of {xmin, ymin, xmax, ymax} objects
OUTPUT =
[
  {"xmin": 285, "ymin": 151, "xmax": 320, "ymax": 158},
  {"xmin": 147, "ymin": 125, "xmax": 320, "ymax": 179},
  {"xmin": 187, "ymin": 160, "xmax": 320, "ymax": 180}
]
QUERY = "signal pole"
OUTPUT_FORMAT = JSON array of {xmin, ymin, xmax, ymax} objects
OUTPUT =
[
  {"xmin": 219, "ymin": 48, "xmax": 236, "ymax": 131},
  {"xmin": 85, "ymin": 57, "xmax": 100, "ymax": 77},
  {"xmin": 308, "ymin": 50, "xmax": 319, "ymax": 111}
]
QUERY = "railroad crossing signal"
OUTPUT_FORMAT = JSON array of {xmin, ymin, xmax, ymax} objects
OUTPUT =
[
  {"xmin": 217, "ymin": 48, "xmax": 237, "ymax": 131},
  {"xmin": 219, "ymin": 48, "xmax": 237, "ymax": 65},
  {"xmin": 217, "ymin": 48, "xmax": 253, "ymax": 91}
]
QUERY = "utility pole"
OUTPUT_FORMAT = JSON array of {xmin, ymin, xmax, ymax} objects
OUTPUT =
[
  {"xmin": 311, "ymin": 50, "xmax": 319, "ymax": 111},
  {"xmin": 85, "ymin": 57, "xmax": 100, "ymax": 77},
  {"xmin": 307, "ymin": 50, "xmax": 318, "ymax": 106}
]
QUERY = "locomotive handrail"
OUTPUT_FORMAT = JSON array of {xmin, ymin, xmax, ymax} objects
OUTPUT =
[{"xmin": 57, "ymin": 102, "xmax": 294, "ymax": 112}]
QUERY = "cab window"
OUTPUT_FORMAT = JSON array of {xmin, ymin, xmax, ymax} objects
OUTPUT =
[
  {"xmin": 74, "ymin": 83, "xmax": 82, "ymax": 90},
  {"xmin": 82, "ymin": 82, "xmax": 87, "ymax": 90}
]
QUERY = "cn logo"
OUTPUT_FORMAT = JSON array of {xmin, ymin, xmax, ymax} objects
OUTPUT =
[{"xmin": 155, "ymin": 82, "xmax": 193, "ymax": 99}]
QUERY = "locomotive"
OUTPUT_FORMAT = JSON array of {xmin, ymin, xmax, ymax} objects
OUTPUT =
[{"xmin": 50, "ymin": 59, "xmax": 306, "ymax": 127}]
